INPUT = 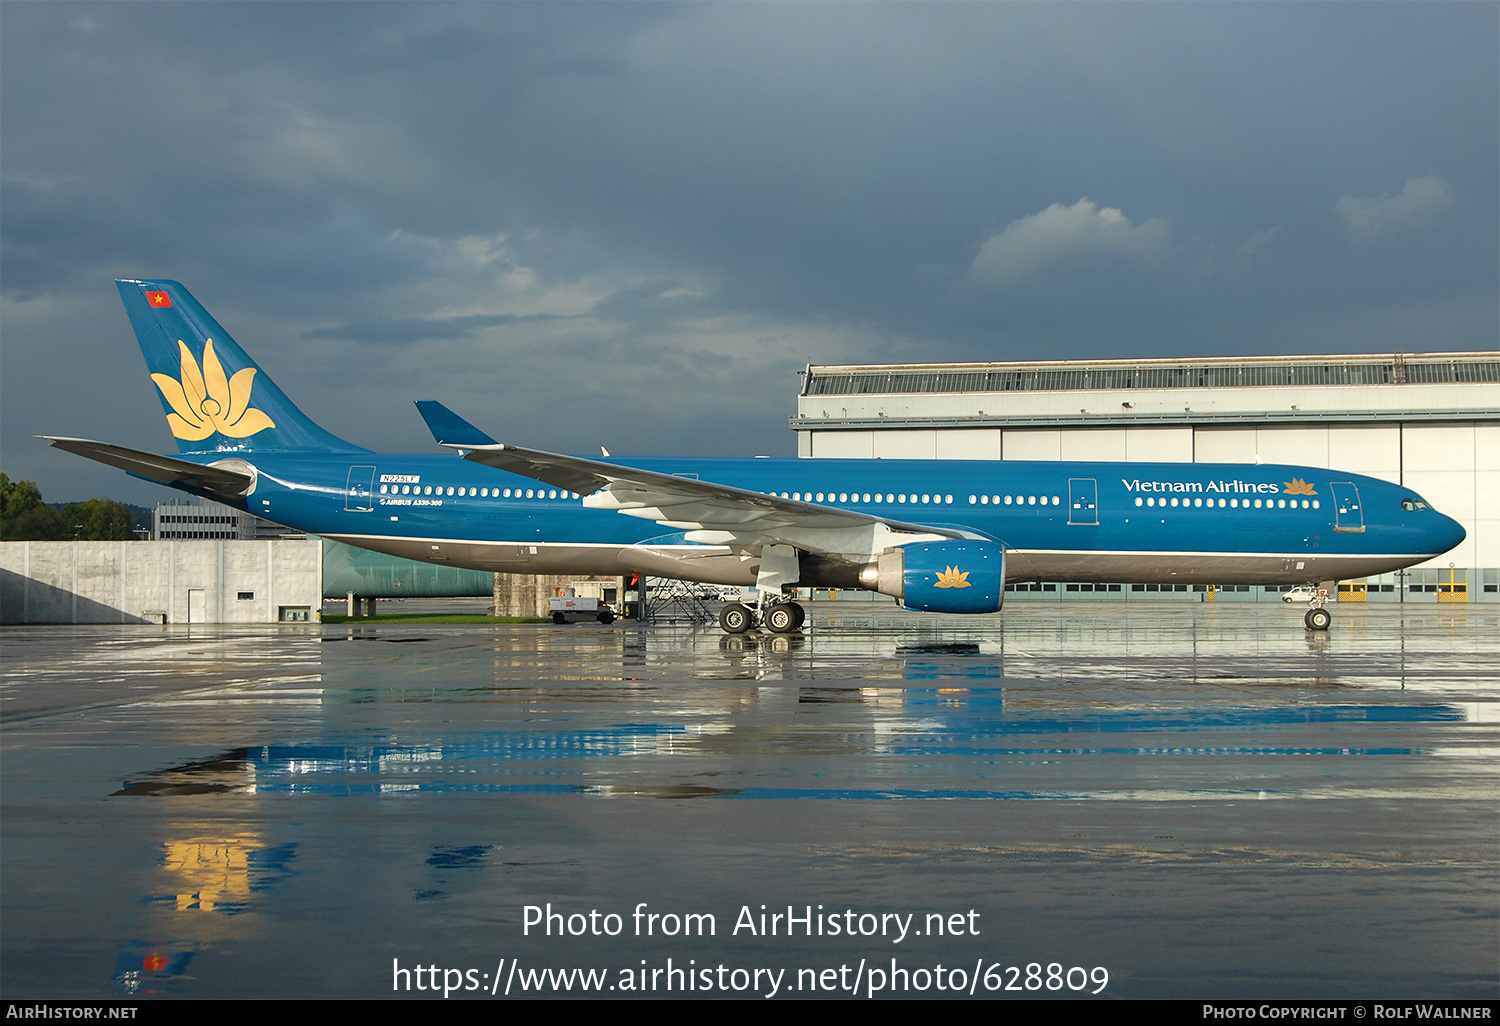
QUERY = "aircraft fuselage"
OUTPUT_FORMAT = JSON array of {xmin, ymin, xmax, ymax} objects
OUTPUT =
[{"xmin": 173, "ymin": 450, "xmax": 1461, "ymax": 590}]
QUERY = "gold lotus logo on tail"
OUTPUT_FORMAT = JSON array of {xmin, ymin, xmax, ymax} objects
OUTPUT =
[
  {"xmin": 151, "ymin": 340, "xmax": 275, "ymax": 441},
  {"xmin": 934, "ymin": 566, "xmax": 971, "ymax": 589},
  {"xmin": 1284, "ymin": 478, "xmax": 1318, "ymax": 497}
]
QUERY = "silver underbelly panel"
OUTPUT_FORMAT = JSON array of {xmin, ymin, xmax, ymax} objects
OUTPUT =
[
  {"xmin": 326, "ymin": 535, "xmax": 1428, "ymax": 591},
  {"xmin": 322, "ymin": 535, "xmax": 761, "ymax": 585},
  {"xmin": 1006, "ymin": 549, "xmax": 1428, "ymax": 585}
]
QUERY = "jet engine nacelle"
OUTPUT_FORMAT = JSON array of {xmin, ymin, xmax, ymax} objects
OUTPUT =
[{"xmin": 859, "ymin": 540, "xmax": 1005, "ymax": 613}]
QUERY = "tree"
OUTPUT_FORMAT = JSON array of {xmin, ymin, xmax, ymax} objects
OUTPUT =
[
  {"xmin": 1, "ymin": 474, "xmax": 44, "ymax": 520},
  {"xmin": 60, "ymin": 498, "xmax": 135, "ymax": 541},
  {"xmin": 1, "ymin": 474, "xmax": 61, "ymax": 539},
  {"xmin": 1, "ymin": 475, "xmax": 136, "ymax": 541}
]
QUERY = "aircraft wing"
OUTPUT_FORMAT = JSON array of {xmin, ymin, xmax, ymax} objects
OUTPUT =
[
  {"xmin": 417, "ymin": 401, "xmax": 973, "ymax": 564},
  {"xmin": 457, "ymin": 440, "xmax": 971, "ymax": 562},
  {"xmin": 40, "ymin": 437, "xmax": 257, "ymax": 496}
]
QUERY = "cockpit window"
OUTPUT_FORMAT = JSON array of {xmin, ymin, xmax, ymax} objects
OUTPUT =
[{"xmin": 1401, "ymin": 498, "xmax": 1428, "ymax": 511}]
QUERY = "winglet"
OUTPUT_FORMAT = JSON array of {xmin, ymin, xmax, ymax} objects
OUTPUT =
[{"xmin": 414, "ymin": 401, "xmax": 498, "ymax": 447}]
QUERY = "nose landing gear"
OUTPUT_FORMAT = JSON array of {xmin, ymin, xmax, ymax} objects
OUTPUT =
[{"xmin": 1303, "ymin": 588, "xmax": 1332, "ymax": 631}]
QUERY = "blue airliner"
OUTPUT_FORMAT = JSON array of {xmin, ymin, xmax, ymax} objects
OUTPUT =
[{"xmin": 46, "ymin": 279, "xmax": 1465, "ymax": 633}]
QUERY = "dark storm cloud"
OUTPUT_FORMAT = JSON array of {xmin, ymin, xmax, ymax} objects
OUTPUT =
[
  {"xmin": 0, "ymin": 176, "xmax": 179, "ymax": 297},
  {"xmin": 589, "ymin": 280, "xmax": 708, "ymax": 324},
  {"xmin": 303, "ymin": 312, "xmax": 562, "ymax": 346},
  {"xmin": 2, "ymin": 1, "xmax": 1495, "ymax": 503}
]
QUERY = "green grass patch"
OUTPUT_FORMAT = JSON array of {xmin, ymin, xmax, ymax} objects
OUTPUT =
[{"xmin": 321, "ymin": 613, "xmax": 550, "ymax": 624}]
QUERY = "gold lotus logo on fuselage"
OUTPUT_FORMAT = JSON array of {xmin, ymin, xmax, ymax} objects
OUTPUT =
[
  {"xmin": 1284, "ymin": 478, "xmax": 1318, "ymax": 496},
  {"xmin": 152, "ymin": 340, "xmax": 275, "ymax": 441},
  {"xmin": 934, "ymin": 566, "xmax": 970, "ymax": 589}
]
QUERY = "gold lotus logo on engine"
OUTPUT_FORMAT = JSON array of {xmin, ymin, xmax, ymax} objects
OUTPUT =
[
  {"xmin": 934, "ymin": 566, "xmax": 970, "ymax": 589},
  {"xmin": 152, "ymin": 340, "xmax": 276, "ymax": 441},
  {"xmin": 1284, "ymin": 478, "xmax": 1318, "ymax": 497}
]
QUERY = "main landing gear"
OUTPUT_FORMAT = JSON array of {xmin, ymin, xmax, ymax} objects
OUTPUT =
[
  {"xmin": 1303, "ymin": 588, "xmax": 1332, "ymax": 631},
  {"xmin": 723, "ymin": 544, "xmax": 806, "ymax": 635},
  {"xmin": 719, "ymin": 597, "xmax": 806, "ymax": 635}
]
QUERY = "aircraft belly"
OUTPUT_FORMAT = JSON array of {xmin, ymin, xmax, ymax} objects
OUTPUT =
[
  {"xmin": 1011, "ymin": 550, "xmax": 1425, "ymax": 585},
  {"xmin": 616, "ymin": 547, "xmax": 757, "ymax": 586},
  {"xmin": 323, "ymin": 535, "xmax": 622, "ymax": 576},
  {"xmin": 326, "ymin": 534, "xmax": 1422, "ymax": 591},
  {"xmin": 322, "ymin": 535, "xmax": 760, "ymax": 585}
]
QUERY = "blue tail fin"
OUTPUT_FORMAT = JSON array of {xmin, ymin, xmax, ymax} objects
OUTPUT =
[{"xmin": 117, "ymin": 278, "xmax": 366, "ymax": 454}]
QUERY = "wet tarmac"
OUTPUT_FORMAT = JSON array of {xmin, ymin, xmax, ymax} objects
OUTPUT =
[{"xmin": 2, "ymin": 603, "xmax": 1496, "ymax": 999}]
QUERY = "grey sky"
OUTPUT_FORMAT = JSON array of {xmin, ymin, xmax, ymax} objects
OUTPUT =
[{"xmin": 3, "ymin": 2, "xmax": 1495, "ymax": 504}]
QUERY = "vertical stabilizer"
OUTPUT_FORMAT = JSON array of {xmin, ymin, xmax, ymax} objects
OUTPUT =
[{"xmin": 117, "ymin": 278, "xmax": 365, "ymax": 453}]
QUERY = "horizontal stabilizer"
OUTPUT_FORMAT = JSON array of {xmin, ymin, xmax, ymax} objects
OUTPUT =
[
  {"xmin": 39, "ymin": 436, "xmax": 256, "ymax": 497},
  {"xmin": 414, "ymin": 401, "xmax": 498, "ymax": 447}
]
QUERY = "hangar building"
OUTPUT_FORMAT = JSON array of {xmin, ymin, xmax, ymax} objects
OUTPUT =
[{"xmin": 793, "ymin": 352, "xmax": 1499, "ymax": 602}]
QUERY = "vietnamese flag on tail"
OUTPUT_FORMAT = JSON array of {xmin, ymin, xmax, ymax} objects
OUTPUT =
[{"xmin": 146, "ymin": 291, "xmax": 172, "ymax": 307}]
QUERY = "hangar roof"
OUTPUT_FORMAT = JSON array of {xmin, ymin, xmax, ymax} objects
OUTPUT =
[{"xmin": 803, "ymin": 353, "xmax": 1500, "ymax": 397}]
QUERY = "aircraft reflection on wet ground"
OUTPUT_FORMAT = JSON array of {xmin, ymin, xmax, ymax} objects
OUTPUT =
[
  {"xmin": 1, "ymin": 603, "xmax": 1495, "ymax": 998},
  {"xmin": 110, "ymin": 698, "xmax": 1472, "ymax": 802}
]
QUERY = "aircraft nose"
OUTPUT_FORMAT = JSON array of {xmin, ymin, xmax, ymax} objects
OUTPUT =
[{"xmin": 1431, "ymin": 512, "xmax": 1466, "ymax": 555}]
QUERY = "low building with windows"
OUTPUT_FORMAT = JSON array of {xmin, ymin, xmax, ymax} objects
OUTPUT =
[
  {"xmin": 794, "ymin": 352, "xmax": 1499, "ymax": 602},
  {"xmin": 153, "ymin": 498, "xmax": 297, "ymax": 540}
]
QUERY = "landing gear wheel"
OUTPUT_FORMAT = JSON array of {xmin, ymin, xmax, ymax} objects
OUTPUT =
[
  {"xmin": 789, "ymin": 602, "xmax": 806, "ymax": 628},
  {"xmin": 596, "ymin": 608, "xmax": 615, "ymax": 625},
  {"xmin": 719, "ymin": 633, "xmax": 752, "ymax": 653},
  {"xmin": 720, "ymin": 602, "xmax": 753, "ymax": 634},
  {"xmin": 1304, "ymin": 607, "xmax": 1331, "ymax": 631},
  {"xmin": 764, "ymin": 602, "xmax": 798, "ymax": 633},
  {"xmin": 552, "ymin": 611, "xmax": 567, "ymax": 625}
]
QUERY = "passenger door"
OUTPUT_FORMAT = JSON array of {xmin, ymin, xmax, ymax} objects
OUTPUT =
[
  {"xmin": 1330, "ymin": 482, "xmax": 1364, "ymax": 533},
  {"xmin": 345, "ymin": 466, "xmax": 376, "ymax": 512},
  {"xmin": 1068, "ymin": 479, "xmax": 1099, "ymax": 526}
]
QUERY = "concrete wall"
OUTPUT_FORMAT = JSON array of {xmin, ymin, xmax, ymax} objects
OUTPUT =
[
  {"xmin": 492, "ymin": 573, "xmax": 623, "ymax": 618},
  {"xmin": 0, "ymin": 540, "xmax": 323, "ymax": 624}
]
